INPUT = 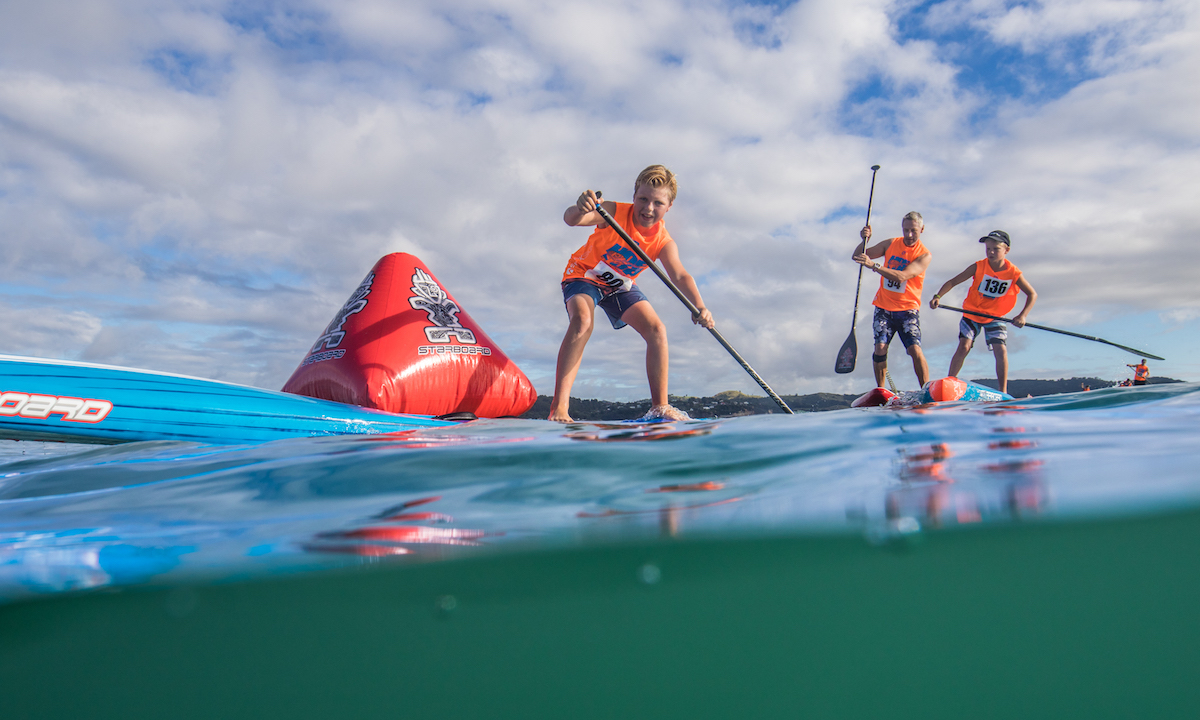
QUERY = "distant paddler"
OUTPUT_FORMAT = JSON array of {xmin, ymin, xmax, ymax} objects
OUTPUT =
[
  {"xmin": 853, "ymin": 212, "xmax": 933, "ymax": 388},
  {"xmin": 929, "ymin": 230, "xmax": 1037, "ymax": 396},
  {"xmin": 1128, "ymin": 359, "xmax": 1150, "ymax": 386}
]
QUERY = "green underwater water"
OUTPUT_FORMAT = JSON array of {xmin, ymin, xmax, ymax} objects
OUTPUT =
[{"xmin": 4, "ymin": 511, "xmax": 1200, "ymax": 719}]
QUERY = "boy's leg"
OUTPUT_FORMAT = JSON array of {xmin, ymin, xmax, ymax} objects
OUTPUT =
[
  {"xmin": 620, "ymin": 301, "xmax": 669, "ymax": 407},
  {"xmin": 991, "ymin": 342, "xmax": 1008, "ymax": 394},
  {"xmin": 549, "ymin": 294, "xmax": 596, "ymax": 422},
  {"xmin": 948, "ymin": 336, "xmax": 973, "ymax": 378}
]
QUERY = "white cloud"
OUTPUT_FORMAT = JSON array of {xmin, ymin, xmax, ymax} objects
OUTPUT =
[
  {"xmin": 0, "ymin": 302, "xmax": 103, "ymax": 359},
  {"xmin": 977, "ymin": 0, "xmax": 1157, "ymax": 49}
]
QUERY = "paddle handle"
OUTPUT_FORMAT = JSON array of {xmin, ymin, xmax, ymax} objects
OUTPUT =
[
  {"xmin": 936, "ymin": 304, "xmax": 1164, "ymax": 361},
  {"xmin": 591, "ymin": 199, "xmax": 794, "ymax": 414}
]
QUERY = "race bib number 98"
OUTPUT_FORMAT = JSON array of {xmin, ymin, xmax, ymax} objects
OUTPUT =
[
  {"xmin": 977, "ymin": 275, "xmax": 1011, "ymax": 299},
  {"xmin": 585, "ymin": 261, "xmax": 635, "ymax": 293}
]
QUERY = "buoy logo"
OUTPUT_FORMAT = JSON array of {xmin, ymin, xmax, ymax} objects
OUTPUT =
[
  {"xmin": 409, "ymin": 268, "xmax": 476, "ymax": 344},
  {"xmin": 0, "ymin": 392, "xmax": 113, "ymax": 423},
  {"xmin": 311, "ymin": 273, "xmax": 375, "ymax": 352}
]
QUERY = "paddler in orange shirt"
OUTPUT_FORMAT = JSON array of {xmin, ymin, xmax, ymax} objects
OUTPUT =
[
  {"xmin": 853, "ymin": 211, "xmax": 933, "ymax": 388},
  {"xmin": 929, "ymin": 230, "xmax": 1037, "ymax": 395},
  {"xmin": 548, "ymin": 165, "xmax": 714, "ymax": 423},
  {"xmin": 1127, "ymin": 360, "xmax": 1150, "ymax": 386}
]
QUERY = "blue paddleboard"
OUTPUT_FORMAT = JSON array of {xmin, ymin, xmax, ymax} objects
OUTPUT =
[{"xmin": 0, "ymin": 355, "xmax": 454, "ymax": 445}]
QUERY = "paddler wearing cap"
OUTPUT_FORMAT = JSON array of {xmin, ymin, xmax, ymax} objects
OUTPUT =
[
  {"xmin": 854, "ymin": 211, "xmax": 933, "ymax": 388},
  {"xmin": 929, "ymin": 230, "xmax": 1037, "ymax": 395}
]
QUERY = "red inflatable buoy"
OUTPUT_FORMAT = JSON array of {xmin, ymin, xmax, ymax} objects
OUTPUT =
[{"xmin": 281, "ymin": 253, "xmax": 536, "ymax": 418}]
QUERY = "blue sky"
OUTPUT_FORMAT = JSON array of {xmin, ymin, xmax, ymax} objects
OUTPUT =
[{"xmin": 0, "ymin": 0, "xmax": 1195, "ymax": 401}]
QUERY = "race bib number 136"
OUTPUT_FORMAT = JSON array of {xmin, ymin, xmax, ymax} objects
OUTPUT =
[{"xmin": 977, "ymin": 275, "xmax": 1010, "ymax": 299}]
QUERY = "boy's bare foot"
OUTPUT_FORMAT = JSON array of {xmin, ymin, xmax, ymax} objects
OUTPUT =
[
  {"xmin": 548, "ymin": 409, "xmax": 573, "ymax": 423},
  {"xmin": 642, "ymin": 404, "xmax": 691, "ymax": 422}
]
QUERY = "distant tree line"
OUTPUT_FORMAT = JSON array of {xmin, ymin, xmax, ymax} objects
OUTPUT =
[
  {"xmin": 521, "ymin": 377, "xmax": 1182, "ymax": 420},
  {"xmin": 972, "ymin": 376, "xmax": 1180, "ymax": 397}
]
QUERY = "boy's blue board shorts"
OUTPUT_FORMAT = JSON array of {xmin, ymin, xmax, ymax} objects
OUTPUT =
[
  {"xmin": 959, "ymin": 317, "xmax": 1008, "ymax": 347},
  {"xmin": 562, "ymin": 280, "xmax": 648, "ymax": 330}
]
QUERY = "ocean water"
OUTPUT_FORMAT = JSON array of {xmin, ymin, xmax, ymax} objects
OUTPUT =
[
  {"xmin": 1, "ymin": 382, "xmax": 1197, "ymax": 604},
  {"xmin": 4, "ymin": 383, "xmax": 1200, "ymax": 718}
]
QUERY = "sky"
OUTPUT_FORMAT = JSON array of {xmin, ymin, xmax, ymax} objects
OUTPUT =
[{"xmin": 0, "ymin": 0, "xmax": 1196, "ymax": 402}]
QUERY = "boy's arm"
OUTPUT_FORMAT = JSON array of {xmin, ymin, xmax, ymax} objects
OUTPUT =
[
  {"xmin": 929, "ymin": 264, "xmax": 977, "ymax": 308},
  {"xmin": 1011, "ymin": 276, "xmax": 1037, "ymax": 327},
  {"xmin": 657, "ymin": 240, "xmax": 715, "ymax": 329},
  {"xmin": 564, "ymin": 190, "xmax": 616, "ymax": 227}
]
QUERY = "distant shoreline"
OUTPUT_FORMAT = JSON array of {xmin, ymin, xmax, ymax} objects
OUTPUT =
[{"xmin": 520, "ymin": 376, "xmax": 1182, "ymax": 420}]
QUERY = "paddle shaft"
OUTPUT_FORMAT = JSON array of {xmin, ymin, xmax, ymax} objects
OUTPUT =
[
  {"xmin": 591, "ymin": 200, "xmax": 794, "ymax": 414},
  {"xmin": 937, "ymin": 304, "xmax": 1164, "ymax": 361},
  {"xmin": 849, "ymin": 166, "xmax": 881, "ymax": 330},
  {"xmin": 835, "ymin": 165, "xmax": 881, "ymax": 374}
]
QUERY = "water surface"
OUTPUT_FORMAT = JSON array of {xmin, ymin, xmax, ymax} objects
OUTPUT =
[{"xmin": 1, "ymin": 383, "xmax": 1197, "ymax": 604}]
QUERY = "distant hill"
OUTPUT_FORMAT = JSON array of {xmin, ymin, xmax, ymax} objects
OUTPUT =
[
  {"xmin": 971, "ymin": 376, "xmax": 1182, "ymax": 397},
  {"xmin": 520, "ymin": 377, "xmax": 1184, "ymax": 420},
  {"xmin": 520, "ymin": 390, "xmax": 858, "ymax": 421}
]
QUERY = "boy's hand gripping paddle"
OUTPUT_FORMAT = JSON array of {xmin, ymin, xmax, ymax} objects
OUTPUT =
[
  {"xmin": 591, "ymin": 193, "xmax": 794, "ymax": 414},
  {"xmin": 835, "ymin": 165, "xmax": 881, "ymax": 374}
]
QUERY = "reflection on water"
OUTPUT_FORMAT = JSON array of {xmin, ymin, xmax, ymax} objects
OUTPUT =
[
  {"xmin": 885, "ymin": 432, "xmax": 1046, "ymax": 532},
  {"xmin": 564, "ymin": 421, "xmax": 718, "ymax": 443},
  {"xmin": 0, "ymin": 384, "xmax": 1199, "ymax": 603}
]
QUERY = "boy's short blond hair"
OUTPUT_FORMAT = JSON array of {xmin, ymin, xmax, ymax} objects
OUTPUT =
[
  {"xmin": 635, "ymin": 165, "xmax": 677, "ymax": 202},
  {"xmin": 903, "ymin": 211, "xmax": 924, "ymax": 229}
]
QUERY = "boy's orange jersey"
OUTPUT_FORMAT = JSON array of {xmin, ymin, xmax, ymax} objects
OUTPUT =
[
  {"xmin": 872, "ymin": 237, "xmax": 929, "ymax": 312},
  {"xmin": 963, "ymin": 258, "xmax": 1023, "ymax": 323},
  {"xmin": 1134, "ymin": 364, "xmax": 1149, "ymax": 382},
  {"xmin": 562, "ymin": 203, "xmax": 673, "ymax": 292}
]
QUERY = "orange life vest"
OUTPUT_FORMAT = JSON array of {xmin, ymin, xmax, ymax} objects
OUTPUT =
[
  {"xmin": 873, "ymin": 237, "xmax": 929, "ymax": 312},
  {"xmin": 963, "ymin": 258, "xmax": 1023, "ymax": 324},
  {"xmin": 562, "ymin": 203, "xmax": 673, "ymax": 292}
]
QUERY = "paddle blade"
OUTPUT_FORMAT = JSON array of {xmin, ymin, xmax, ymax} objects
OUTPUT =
[{"xmin": 835, "ymin": 331, "xmax": 857, "ymax": 374}]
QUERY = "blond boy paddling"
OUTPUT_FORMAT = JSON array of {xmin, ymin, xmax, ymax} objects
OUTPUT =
[
  {"xmin": 548, "ymin": 165, "xmax": 714, "ymax": 423},
  {"xmin": 929, "ymin": 230, "xmax": 1037, "ymax": 395}
]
